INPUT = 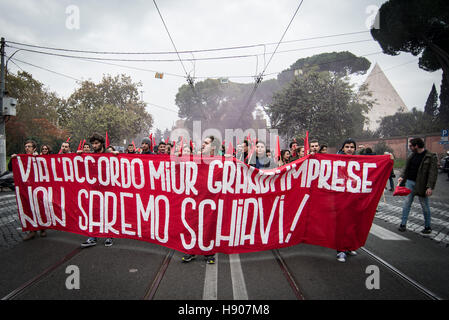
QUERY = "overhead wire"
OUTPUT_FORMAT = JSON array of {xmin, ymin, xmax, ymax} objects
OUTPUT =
[
  {"xmin": 146, "ymin": 102, "xmax": 179, "ymax": 114},
  {"xmin": 8, "ymin": 51, "xmax": 416, "ymax": 90},
  {"xmin": 6, "ymin": 53, "xmax": 421, "ymax": 126},
  {"xmin": 8, "ymin": 56, "xmax": 180, "ymax": 115},
  {"xmin": 11, "ymin": 57, "xmax": 82, "ymax": 82},
  {"xmin": 152, "ymin": 0, "xmax": 189, "ymax": 77},
  {"xmin": 238, "ymin": 0, "xmax": 305, "ymax": 127},
  {"xmin": 5, "ymin": 39, "xmax": 374, "ymax": 63},
  {"xmin": 6, "ymin": 49, "xmax": 386, "ymax": 83},
  {"xmin": 151, "ymin": 0, "xmax": 206, "ymax": 121},
  {"xmin": 5, "ymin": 30, "xmax": 370, "ymax": 56}
]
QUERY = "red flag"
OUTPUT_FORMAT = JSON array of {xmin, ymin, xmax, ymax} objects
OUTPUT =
[
  {"xmin": 66, "ymin": 136, "xmax": 71, "ymax": 142},
  {"xmin": 77, "ymin": 140, "xmax": 83, "ymax": 151},
  {"xmin": 275, "ymin": 136, "xmax": 281, "ymax": 162},
  {"xmin": 226, "ymin": 141, "xmax": 234, "ymax": 156},
  {"xmin": 190, "ymin": 140, "xmax": 194, "ymax": 152},
  {"xmin": 304, "ymin": 131, "xmax": 309, "ymax": 156},
  {"xmin": 247, "ymin": 141, "xmax": 256, "ymax": 163},
  {"xmin": 171, "ymin": 141, "xmax": 176, "ymax": 155},
  {"xmin": 132, "ymin": 140, "xmax": 136, "ymax": 151},
  {"xmin": 179, "ymin": 137, "xmax": 184, "ymax": 156},
  {"xmin": 105, "ymin": 131, "xmax": 110, "ymax": 148}
]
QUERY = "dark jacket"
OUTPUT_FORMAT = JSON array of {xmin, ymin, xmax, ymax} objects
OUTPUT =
[
  {"xmin": 250, "ymin": 156, "xmax": 276, "ymax": 169},
  {"xmin": 400, "ymin": 150, "xmax": 438, "ymax": 197}
]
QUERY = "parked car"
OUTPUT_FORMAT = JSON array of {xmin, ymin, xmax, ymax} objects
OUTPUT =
[
  {"xmin": 0, "ymin": 171, "xmax": 14, "ymax": 190},
  {"xmin": 439, "ymin": 151, "xmax": 449, "ymax": 173}
]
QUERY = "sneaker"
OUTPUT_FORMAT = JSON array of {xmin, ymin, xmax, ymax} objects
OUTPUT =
[
  {"xmin": 23, "ymin": 231, "xmax": 36, "ymax": 241},
  {"xmin": 81, "ymin": 237, "xmax": 97, "ymax": 248},
  {"xmin": 181, "ymin": 254, "xmax": 196, "ymax": 263},
  {"xmin": 398, "ymin": 224, "xmax": 406, "ymax": 232},
  {"xmin": 104, "ymin": 238, "xmax": 113, "ymax": 247},
  {"xmin": 39, "ymin": 230, "xmax": 47, "ymax": 237},
  {"xmin": 421, "ymin": 227, "xmax": 432, "ymax": 234},
  {"xmin": 346, "ymin": 250, "xmax": 357, "ymax": 256},
  {"xmin": 336, "ymin": 252, "xmax": 346, "ymax": 263},
  {"xmin": 205, "ymin": 255, "xmax": 216, "ymax": 264}
]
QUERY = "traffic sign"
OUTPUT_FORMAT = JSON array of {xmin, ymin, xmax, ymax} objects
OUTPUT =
[{"xmin": 440, "ymin": 129, "xmax": 449, "ymax": 144}]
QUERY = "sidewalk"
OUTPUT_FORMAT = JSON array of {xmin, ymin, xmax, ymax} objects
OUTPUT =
[{"xmin": 376, "ymin": 170, "xmax": 449, "ymax": 247}]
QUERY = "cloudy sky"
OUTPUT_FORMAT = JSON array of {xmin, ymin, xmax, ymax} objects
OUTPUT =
[{"xmin": 0, "ymin": 0, "xmax": 443, "ymax": 132}]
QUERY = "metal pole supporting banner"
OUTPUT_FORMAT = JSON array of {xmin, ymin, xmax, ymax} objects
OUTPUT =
[{"xmin": 0, "ymin": 37, "xmax": 7, "ymax": 173}]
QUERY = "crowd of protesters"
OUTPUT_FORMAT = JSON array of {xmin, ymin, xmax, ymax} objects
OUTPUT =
[{"xmin": 8, "ymin": 133, "xmax": 438, "ymax": 263}]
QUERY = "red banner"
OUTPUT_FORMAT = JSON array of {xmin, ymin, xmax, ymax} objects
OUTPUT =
[{"xmin": 12, "ymin": 153, "xmax": 392, "ymax": 254}]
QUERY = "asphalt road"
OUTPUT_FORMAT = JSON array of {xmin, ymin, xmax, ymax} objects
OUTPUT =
[{"xmin": 0, "ymin": 171, "xmax": 448, "ymax": 304}]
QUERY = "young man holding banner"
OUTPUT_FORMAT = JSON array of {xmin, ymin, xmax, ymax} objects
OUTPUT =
[
  {"xmin": 336, "ymin": 138, "xmax": 359, "ymax": 263},
  {"xmin": 309, "ymin": 140, "xmax": 320, "ymax": 155},
  {"xmin": 10, "ymin": 140, "xmax": 47, "ymax": 240},
  {"xmin": 80, "ymin": 133, "xmax": 116, "ymax": 248},
  {"xmin": 181, "ymin": 136, "xmax": 220, "ymax": 264}
]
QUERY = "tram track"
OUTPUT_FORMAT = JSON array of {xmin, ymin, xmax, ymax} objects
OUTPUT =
[
  {"xmin": 1, "ymin": 246, "xmax": 83, "ymax": 300},
  {"xmin": 143, "ymin": 249, "xmax": 174, "ymax": 300},
  {"xmin": 360, "ymin": 246, "xmax": 443, "ymax": 300},
  {"xmin": 1, "ymin": 243, "xmax": 444, "ymax": 300},
  {"xmin": 272, "ymin": 249, "xmax": 305, "ymax": 300}
]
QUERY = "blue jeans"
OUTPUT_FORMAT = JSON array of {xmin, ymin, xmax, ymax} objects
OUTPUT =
[
  {"xmin": 388, "ymin": 177, "xmax": 394, "ymax": 190},
  {"xmin": 401, "ymin": 180, "xmax": 431, "ymax": 229}
]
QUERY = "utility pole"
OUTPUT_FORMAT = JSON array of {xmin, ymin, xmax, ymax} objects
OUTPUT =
[{"xmin": 0, "ymin": 37, "xmax": 6, "ymax": 173}]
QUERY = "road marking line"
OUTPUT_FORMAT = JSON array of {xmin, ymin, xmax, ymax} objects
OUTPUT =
[
  {"xmin": 229, "ymin": 254, "xmax": 248, "ymax": 300},
  {"xmin": 0, "ymin": 195, "xmax": 16, "ymax": 201},
  {"xmin": 370, "ymin": 223, "xmax": 409, "ymax": 241},
  {"xmin": 203, "ymin": 255, "xmax": 218, "ymax": 300}
]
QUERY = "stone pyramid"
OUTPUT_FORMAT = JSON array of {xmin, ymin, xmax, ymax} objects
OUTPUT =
[{"xmin": 362, "ymin": 63, "xmax": 408, "ymax": 131}]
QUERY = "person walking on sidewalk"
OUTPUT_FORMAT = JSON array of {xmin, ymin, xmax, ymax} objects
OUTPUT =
[{"xmin": 398, "ymin": 138, "xmax": 438, "ymax": 234}]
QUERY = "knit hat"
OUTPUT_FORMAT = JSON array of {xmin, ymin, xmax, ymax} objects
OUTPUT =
[{"xmin": 141, "ymin": 138, "xmax": 151, "ymax": 145}]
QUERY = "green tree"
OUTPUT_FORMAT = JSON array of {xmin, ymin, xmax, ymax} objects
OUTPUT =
[
  {"xmin": 5, "ymin": 71, "xmax": 67, "ymax": 154},
  {"xmin": 424, "ymin": 84, "xmax": 439, "ymax": 119},
  {"xmin": 376, "ymin": 108, "xmax": 437, "ymax": 137},
  {"xmin": 277, "ymin": 51, "xmax": 371, "ymax": 87},
  {"xmin": 153, "ymin": 128, "xmax": 163, "ymax": 144},
  {"xmin": 60, "ymin": 74, "xmax": 153, "ymax": 145},
  {"xmin": 438, "ymin": 73, "xmax": 449, "ymax": 125},
  {"xmin": 266, "ymin": 71, "xmax": 373, "ymax": 146},
  {"xmin": 371, "ymin": 0, "xmax": 449, "ymax": 80},
  {"xmin": 373, "ymin": 141, "xmax": 394, "ymax": 156},
  {"xmin": 175, "ymin": 51, "xmax": 372, "ymax": 137},
  {"xmin": 371, "ymin": 0, "xmax": 449, "ymax": 125},
  {"xmin": 175, "ymin": 79, "xmax": 256, "ymax": 134}
]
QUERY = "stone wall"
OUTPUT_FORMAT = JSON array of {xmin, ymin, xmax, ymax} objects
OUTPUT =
[{"xmin": 328, "ymin": 133, "xmax": 447, "ymax": 160}]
